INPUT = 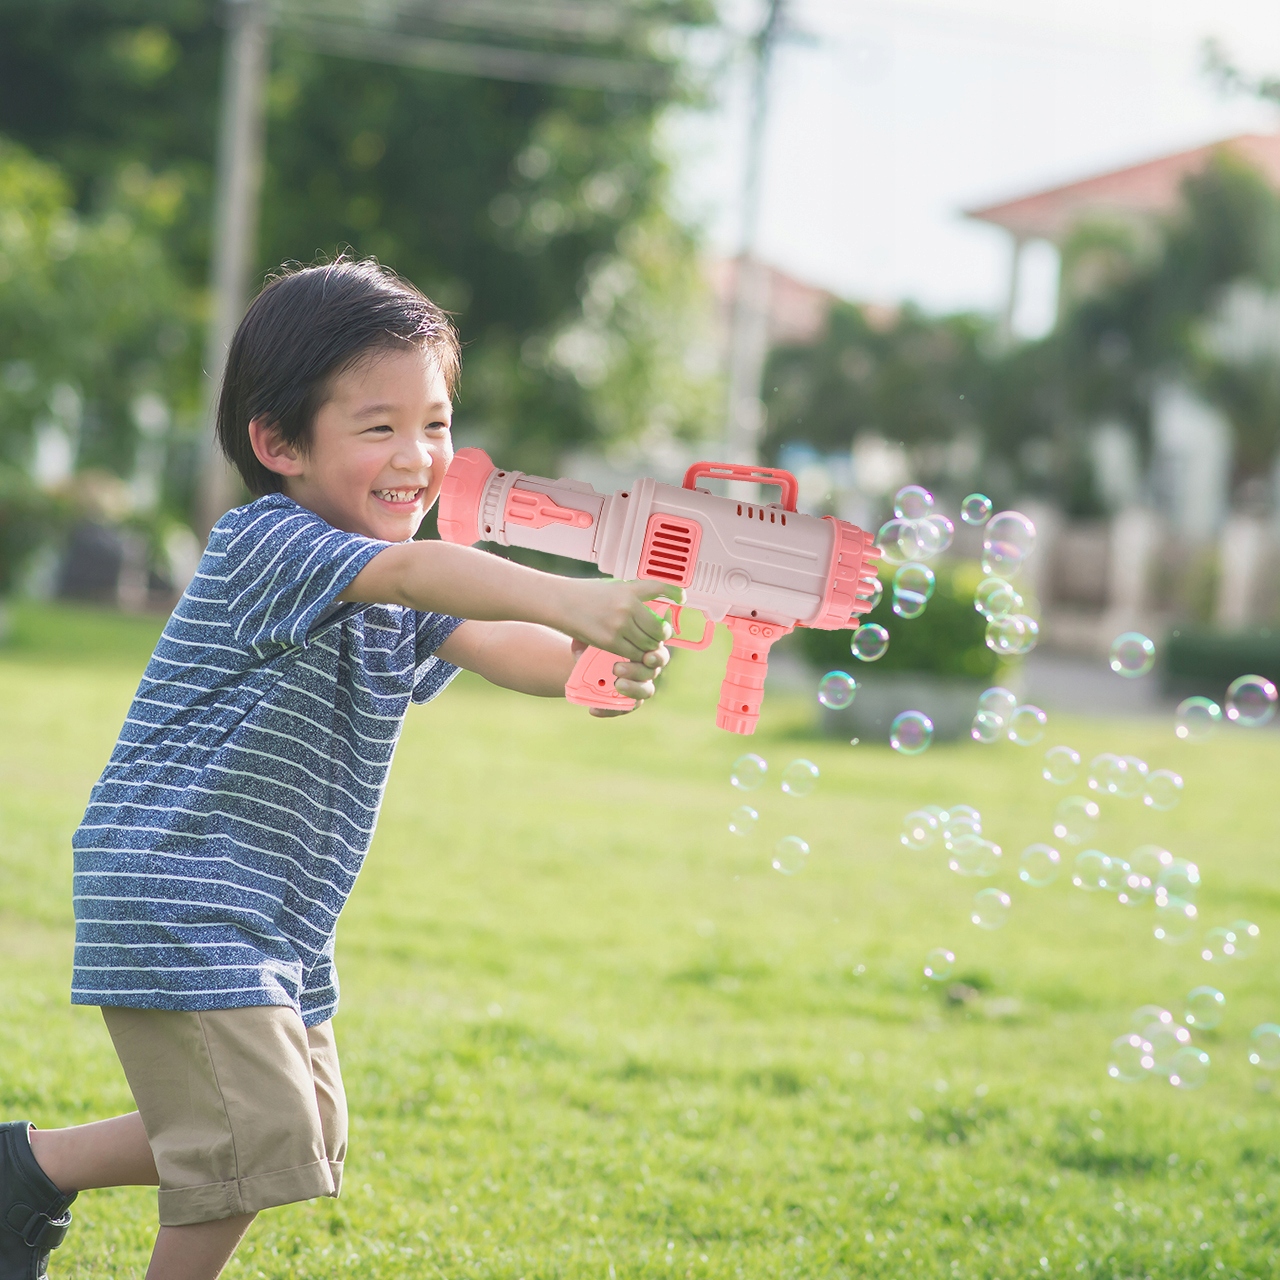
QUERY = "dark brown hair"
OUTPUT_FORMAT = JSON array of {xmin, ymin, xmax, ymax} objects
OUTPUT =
[{"xmin": 216, "ymin": 258, "xmax": 461, "ymax": 497}]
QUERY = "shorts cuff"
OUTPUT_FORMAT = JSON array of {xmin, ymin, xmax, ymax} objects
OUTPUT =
[
  {"xmin": 328, "ymin": 1159, "xmax": 344, "ymax": 1197},
  {"xmin": 157, "ymin": 1159, "xmax": 337, "ymax": 1226}
]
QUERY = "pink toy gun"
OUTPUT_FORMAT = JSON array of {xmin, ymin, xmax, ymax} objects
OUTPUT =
[{"xmin": 437, "ymin": 448, "xmax": 881, "ymax": 734}]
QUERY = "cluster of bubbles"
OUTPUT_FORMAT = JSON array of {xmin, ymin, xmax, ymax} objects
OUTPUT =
[
  {"xmin": 969, "ymin": 685, "xmax": 1047, "ymax": 746},
  {"xmin": 728, "ymin": 752, "xmax": 820, "ymax": 875},
  {"xmin": 1173, "ymin": 676, "xmax": 1278, "ymax": 740},
  {"xmin": 876, "ymin": 485, "xmax": 955, "ymax": 573},
  {"xmin": 901, "ymin": 804, "xmax": 1003, "ymax": 881},
  {"xmin": 1108, "ymin": 1004, "xmax": 1213, "ymax": 1090}
]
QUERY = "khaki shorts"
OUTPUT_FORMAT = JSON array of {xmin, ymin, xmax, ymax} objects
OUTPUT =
[{"xmin": 102, "ymin": 1005, "xmax": 347, "ymax": 1226}]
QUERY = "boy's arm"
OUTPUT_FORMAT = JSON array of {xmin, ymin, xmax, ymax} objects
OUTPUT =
[
  {"xmin": 339, "ymin": 541, "xmax": 679, "ymax": 659},
  {"xmin": 436, "ymin": 620, "xmax": 668, "ymax": 710}
]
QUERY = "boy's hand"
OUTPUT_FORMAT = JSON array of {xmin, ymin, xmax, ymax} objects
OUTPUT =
[
  {"xmin": 557, "ymin": 579, "xmax": 685, "ymax": 660},
  {"xmin": 572, "ymin": 638, "xmax": 672, "ymax": 717}
]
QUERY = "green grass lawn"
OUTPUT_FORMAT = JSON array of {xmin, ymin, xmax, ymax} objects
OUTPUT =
[{"xmin": 4, "ymin": 602, "xmax": 1280, "ymax": 1279}]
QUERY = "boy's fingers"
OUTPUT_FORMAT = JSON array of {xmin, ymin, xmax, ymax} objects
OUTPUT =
[{"xmin": 637, "ymin": 581, "xmax": 686, "ymax": 608}]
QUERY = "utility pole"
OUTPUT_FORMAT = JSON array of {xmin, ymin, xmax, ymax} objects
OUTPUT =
[
  {"xmin": 722, "ymin": 0, "xmax": 787, "ymax": 465},
  {"xmin": 195, "ymin": 0, "xmax": 270, "ymax": 538}
]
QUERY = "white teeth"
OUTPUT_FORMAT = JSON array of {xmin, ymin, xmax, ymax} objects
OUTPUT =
[{"xmin": 374, "ymin": 488, "xmax": 422, "ymax": 502}]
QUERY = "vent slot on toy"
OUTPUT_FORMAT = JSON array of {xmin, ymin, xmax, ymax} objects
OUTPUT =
[{"xmin": 639, "ymin": 514, "xmax": 701, "ymax": 586}]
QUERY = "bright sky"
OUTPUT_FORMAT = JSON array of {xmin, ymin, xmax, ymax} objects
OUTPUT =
[{"xmin": 666, "ymin": 0, "xmax": 1280, "ymax": 326}]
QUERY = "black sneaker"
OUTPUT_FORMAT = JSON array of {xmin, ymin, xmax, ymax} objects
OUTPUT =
[{"xmin": 0, "ymin": 1124, "xmax": 76, "ymax": 1280}]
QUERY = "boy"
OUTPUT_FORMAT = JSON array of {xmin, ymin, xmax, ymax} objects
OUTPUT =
[{"xmin": 0, "ymin": 259, "xmax": 679, "ymax": 1280}]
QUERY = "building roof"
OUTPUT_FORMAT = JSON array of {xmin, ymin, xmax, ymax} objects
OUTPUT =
[{"xmin": 966, "ymin": 133, "xmax": 1280, "ymax": 243}]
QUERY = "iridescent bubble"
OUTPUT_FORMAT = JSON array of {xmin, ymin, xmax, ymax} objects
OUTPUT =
[
  {"xmin": 942, "ymin": 805, "xmax": 982, "ymax": 844},
  {"xmin": 850, "ymin": 622, "xmax": 890, "ymax": 662},
  {"xmin": 922, "ymin": 803, "xmax": 950, "ymax": 826},
  {"xmin": 772, "ymin": 835, "xmax": 809, "ymax": 875},
  {"xmin": 1053, "ymin": 796, "xmax": 1100, "ymax": 845},
  {"xmin": 1116, "ymin": 861, "xmax": 1153, "ymax": 907},
  {"xmin": 948, "ymin": 836, "xmax": 1001, "ymax": 877},
  {"xmin": 970, "ymin": 711, "xmax": 1004, "ymax": 744},
  {"xmin": 915, "ymin": 514, "xmax": 955, "ymax": 558},
  {"xmin": 1109, "ymin": 632, "xmax": 1156, "ymax": 678},
  {"xmin": 864, "ymin": 576, "xmax": 885, "ymax": 611},
  {"xmin": 1108, "ymin": 1033, "xmax": 1154, "ymax": 1082},
  {"xmin": 1072, "ymin": 849, "xmax": 1111, "ymax": 892},
  {"xmin": 892, "ymin": 562, "xmax": 935, "ymax": 619},
  {"xmin": 1145, "ymin": 1019, "xmax": 1192, "ymax": 1076},
  {"xmin": 1102, "ymin": 856, "xmax": 1132, "ymax": 894},
  {"xmin": 1249, "ymin": 1024, "xmax": 1280, "ymax": 1069},
  {"xmin": 1154, "ymin": 896, "xmax": 1197, "ymax": 944},
  {"xmin": 1168, "ymin": 1047, "xmax": 1210, "ymax": 1090},
  {"xmin": 1018, "ymin": 843, "xmax": 1060, "ymax": 887},
  {"xmin": 781, "ymin": 759, "xmax": 819, "ymax": 798},
  {"xmin": 1175, "ymin": 696, "xmax": 1221, "ymax": 742},
  {"xmin": 1200, "ymin": 927, "xmax": 1239, "ymax": 964},
  {"xmin": 730, "ymin": 753, "xmax": 767, "ymax": 791},
  {"xmin": 1228, "ymin": 920, "xmax": 1260, "ymax": 959},
  {"xmin": 1042, "ymin": 745, "xmax": 1081, "ymax": 785},
  {"xmin": 1131, "ymin": 1005, "xmax": 1174, "ymax": 1035},
  {"xmin": 1143, "ymin": 769, "xmax": 1183, "ymax": 812},
  {"xmin": 1226, "ymin": 674, "xmax": 1278, "ymax": 728},
  {"xmin": 1007, "ymin": 704, "xmax": 1047, "ymax": 746},
  {"xmin": 973, "ymin": 577, "xmax": 1022, "ymax": 621},
  {"xmin": 981, "ymin": 511, "xmax": 1036, "ymax": 577},
  {"xmin": 876, "ymin": 518, "xmax": 917, "ymax": 565},
  {"xmin": 1114, "ymin": 755, "xmax": 1148, "ymax": 800},
  {"xmin": 1156, "ymin": 858, "xmax": 1199, "ymax": 903},
  {"xmin": 1184, "ymin": 986, "xmax": 1225, "ymax": 1030},
  {"xmin": 924, "ymin": 947, "xmax": 955, "ymax": 981},
  {"xmin": 986, "ymin": 613, "xmax": 1038, "ymax": 656},
  {"xmin": 1087, "ymin": 753, "xmax": 1128, "ymax": 797},
  {"xmin": 894, "ymin": 484, "xmax": 935, "ymax": 520},
  {"xmin": 971, "ymin": 887, "xmax": 1011, "ymax": 930},
  {"xmin": 977, "ymin": 686, "xmax": 1019, "ymax": 724},
  {"xmin": 817, "ymin": 670, "xmax": 858, "ymax": 710},
  {"xmin": 961, "ymin": 493, "xmax": 993, "ymax": 526},
  {"xmin": 890, "ymin": 710, "xmax": 934, "ymax": 755},
  {"xmin": 901, "ymin": 809, "xmax": 940, "ymax": 851},
  {"xmin": 728, "ymin": 805, "xmax": 758, "ymax": 836},
  {"xmin": 1130, "ymin": 844, "xmax": 1173, "ymax": 886}
]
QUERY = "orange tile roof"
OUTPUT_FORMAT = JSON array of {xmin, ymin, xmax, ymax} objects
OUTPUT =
[{"xmin": 965, "ymin": 133, "xmax": 1280, "ymax": 242}]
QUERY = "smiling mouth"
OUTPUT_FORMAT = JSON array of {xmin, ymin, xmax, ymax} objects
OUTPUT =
[{"xmin": 372, "ymin": 487, "xmax": 424, "ymax": 505}]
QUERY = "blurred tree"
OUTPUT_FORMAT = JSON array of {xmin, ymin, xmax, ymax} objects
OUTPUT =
[{"xmin": 0, "ymin": 0, "xmax": 719, "ymax": 489}]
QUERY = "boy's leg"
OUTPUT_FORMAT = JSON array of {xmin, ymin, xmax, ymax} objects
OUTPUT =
[
  {"xmin": 28, "ymin": 1112, "xmax": 158, "ymax": 1192},
  {"xmin": 146, "ymin": 1213, "xmax": 256, "ymax": 1280}
]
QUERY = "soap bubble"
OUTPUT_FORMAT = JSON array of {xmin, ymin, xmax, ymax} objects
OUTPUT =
[
  {"xmin": 948, "ymin": 836, "xmax": 1001, "ymax": 877},
  {"xmin": 865, "ymin": 576, "xmax": 885, "ymax": 611},
  {"xmin": 1043, "ymin": 745, "xmax": 1081, "ymax": 784},
  {"xmin": 977, "ymin": 686, "xmax": 1019, "ymax": 724},
  {"xmin": 1131, "ymin": 1005, "xmax": 1174, "ymax": 1035},
  {"xmin": 850, "ymin": 622, "xmax": 890, "ymax": 662},
  {"xmin": 817, "ymin": 671, "xmax": 858, "ymax": 710},
  {"xmin": 1154, "ymin": 897, "xmax": 1197, "ymax": 944},
  {"xmin": 916, "ymin": 514, "xmax": 955, "ymax": 558},
  {"xmin": 1143, "ymin": 769, "xmax": 1183, "ymax": 811},
  {"xmin": 924, "ymin": 948, "xmax": 955, "ymax": 981},
  {"xmin": 772, "ymin": 835, "xmax": 809, "ymax": 875},
  {"xmin": 1072, "ymin": 849, "xmax": 1112, "ymax": 892},
  {"xmin": 1228, "ymin": 920, "xmax": 1260, "ymax": 959},
  {"xmin": 961, "ymin": 493, "xmax": 993, "ymax": 526},
  {"xmin": 1168, "ymin": 1047, "xmax": 1210, "ymax": 1090},
  {"xmin": 893, "ymin": 562, "xmax": 935, "ymax": 619},
  {"xmin": 1109, "ymin": 632, "xmax": 1156, "ymax": 678},
  {"xmin": 1007, "ymin": 704, "xmax": 1047, "ymax": 746},
  {"xmin": 1130, "ymin": 844, "xmax": 1173, "ymax": 883},
  {"xmin": 1116, "ymin": 861, "xmax": 1154, "ymax": 907},
  {"xmin": 922, "ymin": 803, "xmax": 950, "ymax": 824},
  {"xmin": 942, "ymin": 805, "xmax": 982, "ymax": 844},
  {"xmin": 1200, "ymin": 927, "xmax": 1239, "ymax": 963},
  {"xmin": 901, "ymin": 809, "xmax": 940, "ymax": 851},
  {"xmin": 1225, "ymin": 674, "xmax": 1278, "ymax": 727},
  {"xmin": 730, "ymin": 753, "xmax": 767, "ymax": 791},
  {"xmin": 781, "ymin": 759, "xmax": 819, "ymax": 797},
  {"xmin": 1114, "ymin": 755, "xmax": 1149, "ymax": 800},
  {"xmin": 971, "ymin": 887, "xmax": 1011, "ymax": 930},
  {"xmin": 1087, "ymin": 753, "xmax": 1127, "ymax": 796},
  {"xmin": 728, "ymin": 805, "xmax": 758, "ymax": 836},
  {"xmin": 973, "ymin": 577, "xmax": 1022, "ymax": 621},
  {"xmin": 893, "ymin": 484, "xmax": 934, "ymax": 520},
  {"xmin": 1053, "ymin": 796, "xmax": 1100, "ymax": 844},
  {"xmin": 1108, "ymin": 1033, "xmax": 1154, "ymax": 1082},
  {"xmin": 986, "ymin": 613, "xmax": 1039, "ymax": 655},
  {"xmin": 1175, "ymin": 696, "xmax": 1221, "ymax": 742},
  {"xmin": 1156, "ymin": 857, "xmax": 1199, "ymax": 903},
  {"xmin": 876, "ymin": 518, "xmax": 917, "ymax": 565},
  {"xmin": 981, "ymin": 511, "xmax": 1036, "ymax": 577},
  {"xmin": 1184, "ymin": 986, "xmax": 1225, "ymax": 1030},
  {"xmin": 1249, "ymin": 1024, "xmax": 1280, "ymax": 1069},
  {"xmin": 970, "ymin": 711, "xmax": 1004, "ymax": 744},
  {"xmin": 1019, "ymin": 843, "xmax": 1061, "ymax": 886},
  {"xmin": 1145, "ymin": 1020, "xmax": 1192, "ymax": 1076},
  {"xmin": 890, "ymin": 710, "xmax": 934, "ymax": 755}
]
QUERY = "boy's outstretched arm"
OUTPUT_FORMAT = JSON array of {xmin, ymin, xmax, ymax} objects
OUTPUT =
[{"xmin": 340, "ymin": 540, "xmax": 681, "ymax": 659}]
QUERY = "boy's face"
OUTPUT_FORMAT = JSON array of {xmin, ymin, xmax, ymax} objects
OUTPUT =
[{"xmin": 252, "ymin": 346, "xmax": 454, "ymax": 542}]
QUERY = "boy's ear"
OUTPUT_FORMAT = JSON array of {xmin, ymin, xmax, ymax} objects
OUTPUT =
[{"xmin": 248, "ymin": 416, "xmax": 306, "ymax": 478}]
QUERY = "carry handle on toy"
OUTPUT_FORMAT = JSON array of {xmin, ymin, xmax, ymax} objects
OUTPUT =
[
  {"xmin": 565, "ymin": 603, "xmax": 715, "ymax": 712},
  {"xmin": 681, "ymin": 461, "xmax": 799, "ymax": 512}
]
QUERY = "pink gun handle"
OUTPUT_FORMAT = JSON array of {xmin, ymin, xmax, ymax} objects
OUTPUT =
[
  {"xmin": 565, "ymin": 604, "xmax": 714, "ymax": 712},
  {"xmin": 715, "ymin": 615, "xmax": 795, "ymax": 736}
]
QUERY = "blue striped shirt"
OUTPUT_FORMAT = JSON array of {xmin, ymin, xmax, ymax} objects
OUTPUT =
[{"xmin": 71, "ymin": 495, "xmax": 463, "ymax": 1025}]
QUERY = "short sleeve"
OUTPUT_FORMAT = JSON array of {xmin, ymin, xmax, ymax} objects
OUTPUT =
[
  {"xmin": 218, "ymin": 498, "xmax": 388, "ymax": 655},
  {"xmin": 411, "ymin": 611, "xmax": 465, "ymax": 704}
]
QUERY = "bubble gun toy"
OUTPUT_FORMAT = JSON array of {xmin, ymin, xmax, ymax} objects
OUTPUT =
[{"xmin": 437, "ymin": 449, "xmax": 881, "ymax": 734}]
